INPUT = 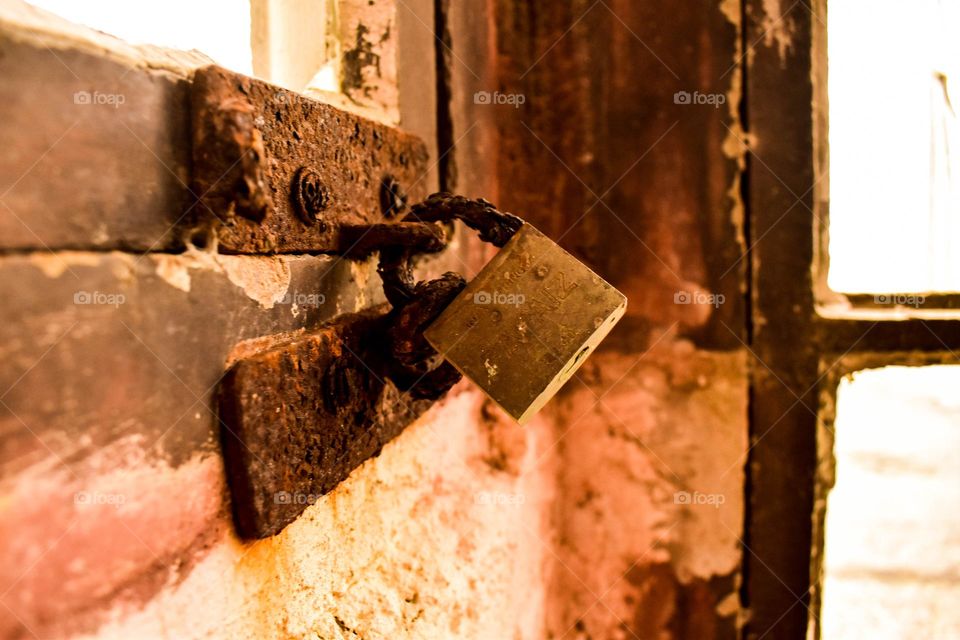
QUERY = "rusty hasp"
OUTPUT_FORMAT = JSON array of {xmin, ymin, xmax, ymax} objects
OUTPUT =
[
  {"xmin": 216, "ymin": 196, "xmax": 488, "ymax": 538},
  {"xmin": 190, "ymin": 65, "xmax": 429, "ymax": 253},
  {"xmin": 218, "ymin": 192, "xmax": 623, "ymax": 537},
  {"xmin": 219, "ymin": 309, "xmax": 438, "ymax": 539}
]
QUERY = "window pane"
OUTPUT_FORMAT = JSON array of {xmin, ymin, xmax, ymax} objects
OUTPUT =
[
  {"xmin": 828, "ymin": 0, "xmax": 960, "ymax": 293},
  {"xmin": 26, "ymin": 0, "xmax": 252, "ymax": 75},
  {"xmin": 821, "ymin": 365, "xmax": 960, "ymax": 638}
]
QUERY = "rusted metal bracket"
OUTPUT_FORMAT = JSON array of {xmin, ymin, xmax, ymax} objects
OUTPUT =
[
  {"xmin": 219, "ymin": 194, "xmax": 525, "ymax": 539},
  {"xmin": 219, "ymin": 308, "xmax": 437, "ymax": 539},
  {"xmin": 190, "ymin": 65, "xmax": 429, "ymax": 253}
]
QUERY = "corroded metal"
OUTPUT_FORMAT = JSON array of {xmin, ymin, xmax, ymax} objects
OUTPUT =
[
  {"xmin": 219, "ymin": 308, "xmax": 435, "ymax": 539},
  {"xmin": 385, "ymin": 271, "xmax": 466, "ymax": 398},
  {"xmin": 218, "ymin": 193, "xmax": 522, "ymax": 538},
  {"xmin": 425, "ymin": 223, "xmax": 627, "ymax": 423},
  {"xmin": 406, "ymin": 192, "xmax": 523, "ymax": 247},
  {"xmin": 362, "ymin": 193, "xmax": 525, "ymax": 395},
  {"xmin": 338, "ymin": 221, "xmax": 448, "ymax": 258},
  {"xmin": 218, "ymin": 194, "xmax": 612, "ymax": 537},
  {"xmin": 358, "ymin": 192, "xmax": 523, "ymax": 308},
  {"xmin": 379, "ymin": 175, "xmax": 408, "ymax": 218},
  {"xmin": 191, "ymin": 77, "xmax": 271, "ymax": 223},
  {"xmin": 190, "ymin": 65, "xmax": 429, "ymax": 253},
  {"xmin": 291, "ymin": 166, "xmax": 331, "ymax": 227}
]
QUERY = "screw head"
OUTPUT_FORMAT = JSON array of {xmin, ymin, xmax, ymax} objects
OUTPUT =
[
  {"xmin": 292, "ymin": 167, "xmax": 330, "ymax": 227},
  {"xmin": 380, "ymin": 175, "xmax": 408, "ymax": 218}
]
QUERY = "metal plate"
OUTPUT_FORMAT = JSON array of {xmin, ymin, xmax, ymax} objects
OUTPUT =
[
  {"xmin": 218, "ymin": 308, "xmax": 434, "ymax": 539},
  {"xmin": 424, "ymin": 224, "xmax": 627, "ymax": 423},
  {"xmin": 0, "ymin": 26, "xmax": 429, "ymax": 253},
  {"xmin": 191, "ymin": 66, "xmax": 429, "ymax": 254}
]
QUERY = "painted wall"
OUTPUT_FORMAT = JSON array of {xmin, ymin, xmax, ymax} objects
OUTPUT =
[{"xmin": 0, "ymin": 1, "xmax": 748, "ymax": 638}]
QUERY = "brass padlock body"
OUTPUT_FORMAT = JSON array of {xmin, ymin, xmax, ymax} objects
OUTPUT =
[{"xmin": 424, "ymin": 224, "xmax": 626, "ymax": 423}]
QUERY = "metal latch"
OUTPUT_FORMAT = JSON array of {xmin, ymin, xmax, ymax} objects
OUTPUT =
[
  {"xmin": 189, "ymin": 65, "xmax": 429, "ymax": 253},
  {"xmin": 218, "ymin": 193, "xmax": 526, "ymax": 539},
  {"xmin": 205, "ymin": 66, "xmax": 626, "ymax": 539}
]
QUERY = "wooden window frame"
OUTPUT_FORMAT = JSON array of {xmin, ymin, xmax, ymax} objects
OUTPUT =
[{"xmin": 742, "ymin": 0, "xmax": 960, "ymax": 638}]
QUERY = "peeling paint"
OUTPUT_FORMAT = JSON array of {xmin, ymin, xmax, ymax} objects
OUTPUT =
[
  {"xmin": 28, "ymin": 251, "xmax": 112, "ymax": 278},
  {"xmin": 719, "ymin": 0, "xmax": 740, "ymax": 25},
  {"xmin": 546, "ymin": 344, "xmax": 747, "ymax": 635},
  {"xmin": 152, "ymin": 249, "xmax": 292, "ymax": 309},
  {"xmin": 720, "ymin": 0, "xmax": 748, "ymax": 242},
  {"xmin": 760, "ymin": 0, "xmax": 796, "ymax": 62},
  {"xmin": 218, "ymin": 255, "xmax": 291, "ymax": 309},
  {"xmin": 716, "ymin": 590, "xmax": 740, "ymax": 617},
  {"xmin": 153, "ymin": 253, "xmax": 194, "ymax": 293},
  {"xmin": 336, "ymin": 0, "xmax": 399, "ymax": 122},
  {"xmin": 348, "ymin": 258, "xmax": 371, "ymax": 311}
]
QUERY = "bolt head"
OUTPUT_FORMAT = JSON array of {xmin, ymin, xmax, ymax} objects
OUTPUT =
[
  {"xmin": 380, "ymin": 175, "xmax": 408, "ymax": 218},
  {"xmin": 292, "ymin": 167, "xmax": 330, "ymax": 227}
]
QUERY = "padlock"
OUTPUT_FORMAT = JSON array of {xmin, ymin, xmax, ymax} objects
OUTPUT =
[{"xmin": 424, "ymin": 223, "xmax": 626, "ymax": 423}]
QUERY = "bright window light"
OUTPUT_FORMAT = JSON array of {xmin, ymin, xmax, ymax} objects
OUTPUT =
[
  {"xmin": 26, "ymin": 0, "xmax": 252, "ymax": 75},
  {"xmin": 821, "ymin": 365, "xmax": 960, "ymax": 638},
  {"xmin": 828, "ymin": 0, "xmax": 960, "ymax": 293}
]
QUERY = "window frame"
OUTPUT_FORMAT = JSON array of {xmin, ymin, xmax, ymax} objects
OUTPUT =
[
  {"xmin": 811, "ymin": 0, "xmax": 960, "ymax": 315},
  {"xmin": 742, "ymin": 0, "xmax": 960, "ymax": 637},
  {"xmin": 810, "ymin": 353, "xmax": 959, "ymax": 639}
]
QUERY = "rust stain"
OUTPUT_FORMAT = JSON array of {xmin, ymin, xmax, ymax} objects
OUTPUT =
[
  {"xmin": 627, "ymin": 562, "xmax": 738, "ymax": 640},
  {"xmin": 478, "ymin": 398, "xmax": 527, "ymax": 474}
]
